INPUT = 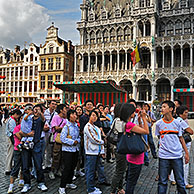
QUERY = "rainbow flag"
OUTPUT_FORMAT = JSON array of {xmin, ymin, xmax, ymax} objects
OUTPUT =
[{"xmin": 131, "ymin": 44, "xmax": 140, "ymax": 66}]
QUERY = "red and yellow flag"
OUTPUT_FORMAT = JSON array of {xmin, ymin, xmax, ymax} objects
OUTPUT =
[{"xmin": 131, "ymin": 44, "xmax": 140, "ymax": 66}]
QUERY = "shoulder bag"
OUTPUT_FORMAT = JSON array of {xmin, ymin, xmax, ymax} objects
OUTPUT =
[
  {"xmin": 117, "ymin": 131, "xmax": 145, "ymax": 155},
  {"xmin": 49, "ymin": 119, "xmax": 64, "ymax": 144},
  {"xmin": 55, "ymin": 125, "xmax": 72, "ymax": 144},
  {"xmin": 107, "ymin": 119, "xmax": 118, "ymax": 145}
]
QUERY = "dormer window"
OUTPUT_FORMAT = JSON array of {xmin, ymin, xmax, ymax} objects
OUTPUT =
[
  {"xmin": 102, "ymin": 11, "xmax": 107, "ymax": 20},
  {"xmin": 115, "ymin": 9, "xmax": 121, "ymax": 17},
  {"xmin": 163, "ymin": 2, "xmax": 170, "ymax": 10},
  {"xmin": 89, "ymin": 12, "xmax": 95, "ymax": 21},
  {"xmin": 180, "ymin": 0, "xmax": 187, "ymax": 8},
  {"xmin": 49, "ymin": 47, "xmax": 53, "ymax": 53}
]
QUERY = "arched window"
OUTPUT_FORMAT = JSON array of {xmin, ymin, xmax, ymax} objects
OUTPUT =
[
  {"xmin": 159, "ymin": 22, "xmax": 165, "ymax": 36},
  {"xmin": 110, "ymin": 28, "xmax": 116, "ymax": 42},
  {"xmin": 103, "ymin": 29, "xmax": 108, "ymax": 43},
  {"xmin": 138, "ymin": 21, "xmax": 144, "ymax": 37},
  {"xmin": 30, "ymin": 54, "xmax": 33, "ymax": 62},
  {"xmin": 96, "ymin": 30, "xmax": 102, "ymax": 43},
  {"xmin": 117, "ymin": 27, "xmax": 123, "ymax": 41},
  {"xmin": 184, "ymin": 19, "xmax": 191, "ymax": 34},
  {"xmin": 175, "ymin": 20, "xmax": 182, "ymax": 34},
  {"xmin": 90, "ymin": 31, "xmax": 95, "ymax": 44},
  {"xmin": 124, "ymin": 26, "xmax": 131, "ymax": 40},
  {"xmin": 166, "ymin": 21, "xmax": 174, "ymax": 35},
  {"xmin": 145, "ymin": 20, "xmax": 151, "ymax": 36}
]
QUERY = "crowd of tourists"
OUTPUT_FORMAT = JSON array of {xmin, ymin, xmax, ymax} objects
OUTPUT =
[{"xmin": 3, "ymin": 98, "xmax": 193, "ymax": 194}]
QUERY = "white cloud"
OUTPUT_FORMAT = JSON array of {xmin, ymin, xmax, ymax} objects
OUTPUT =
[
  {"xmin": 0, "ymin": 0, "xmax": 50, "ymax": 49},
  {"xmin": 48, "ymin": 8, "xmax": 80, "ymax": 15}
]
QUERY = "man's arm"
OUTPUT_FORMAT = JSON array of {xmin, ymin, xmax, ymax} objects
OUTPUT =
[{"xmin": 179, "ymin": 136, "xmax": 189, "ymax": 164}]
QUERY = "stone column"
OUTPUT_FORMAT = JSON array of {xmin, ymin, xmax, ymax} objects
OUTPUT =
[
  {"xmin": 32, "ymin": 81, "xmax": 34, "ymax": 95},
  {"xmin": 132, "ymin": 82, "xmax": 137, "ymax": 101},
  {"xmin": 95, "ymin": 53, "xmax": 98, "ymax": 71},
  {"xmin": 17, "ymin": 81, "xmax": 19, "ymax": 96},
  {"xmin": 32, "ymin": 66, "xmax": 35, "ymax": 80},
  {"xmin": 181, "ymin": 45, "xmax": 183, "ymax": 68},
  {"xmin": 110, "ymin": 52, "xmax": 112, "ymax": 71},
  {"xmin": 171, "ymin": 46, "xmax": 174, "ymax": 72},
  {"xmin": 151, "ymin": 82, "xmax": 156, "ymax": 102},
  {"xmin": 190, "ymin": 45, "xmax": 193, "ymax": 72},
  {"xmin": 171, "ymin": 82, "xmax": 174, "ymax": 101},
  {"xmin": 143, "ymin": 23, "xmax": 146, "ymax": 37},
  {"xmin": 88, "ymin": 53, "xmax": 90, "ymax": 77},
  {"xmin": 151, "ymin": 48, "xmax": 155, "ymax": 72},
  {"xmin": 74, "ymin": 47, "xmax": 77, "ymax": 75},
  {"xmin": 125, "ymin": 51, "xmax": 128, "ymax": 70},
  {"xmin": 117, "ymin": 51, "xmax": 120, "ymax": 75},
  {"xmin": 102, "ymin": 52, "xmax": 104, "ymax": 77},
  {"xmin": 162, "ymin": 47, "xmax": 165, "ymax": 68},
  {"xmin": 81, "ymin": 54, "xmax": 84, "ymax": 72},
  {"xmin": 22, "ymin": 81, "xmax": 24, "ymax": 96}
]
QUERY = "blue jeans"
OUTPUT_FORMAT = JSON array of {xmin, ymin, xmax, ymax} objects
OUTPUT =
[
  {"xmin": 31, "ymin": 139, "xmax": 45, "ymax": 178},
  {"xmin": 126, "ymin": 162, "xmax": 142, "ymax": 194},
  {"xmin": 158, "ymin": 158, "xmax": 186, "ymax": 194},
  {"xmin": 85, "ymin": 155, "xmax": 106, "ymax": 193},
  {"xmin": 143, "ymin": 135, "xmax": 149, "ymax": 163},
  {"xmin": 22, "ymin": 142, "xmax": 44, "ymax": 185},
  {"xmin": 148, "ymin": 127, "xmax": 157, "ymax": 157}
]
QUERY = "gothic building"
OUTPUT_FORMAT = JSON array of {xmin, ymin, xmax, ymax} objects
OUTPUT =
[{"xmin": 74, "ymin": 0, "xmax": 194, "ymax": 103}]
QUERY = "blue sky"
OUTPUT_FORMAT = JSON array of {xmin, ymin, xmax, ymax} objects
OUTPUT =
[{"xmin": 34, "ymin": 0, "xmax": 82, "ymax": 45}]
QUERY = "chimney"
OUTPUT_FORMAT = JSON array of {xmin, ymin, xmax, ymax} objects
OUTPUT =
[{"xmin": 67, "ymin": 40, "xmax": 72, "ymax": 53}]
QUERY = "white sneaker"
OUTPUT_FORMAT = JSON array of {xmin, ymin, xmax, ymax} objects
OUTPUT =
[
  {"xmin": 66, "ymin": 183, "xmax": 77, "ymax": 189},
  {"xmin": 7, "ymin": 186, "xmax": 13, "ymax": 194},
  {"xmin": 88, "ymin": 189, "xmax": 102, "ymax": 194},
  {"xmin": 77, "ymin": 170, "xmax": 85, "ymax": 177},
  {"xmin": 72, "ymin": 175, "xmax": 77, "ymax": 181},
  {"xmin": 58, "ymin": 187, "xmax": 66, "ymax": 194},
  {"xmin": 49, "ymin": 171, "xmax": 55, "ymax": 180},
  {"xmin": 38, "ymin": 184, "xmax": 48, "ymax": 191},
  {"xmin": 21, "ymin": 185, "xmax": 31, "ymax": 193},
  {"xmin": 18, "ymin": 179, "xmax": 24, "ymax": 187}
]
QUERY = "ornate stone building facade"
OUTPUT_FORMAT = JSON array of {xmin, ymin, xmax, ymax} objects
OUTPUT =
[
  {"xmin": 0, "ymin": 44, "xmax": 39, "ymax": 103},
  {"xmin": 75, "ymin": 0, "xmax": 194, "ymax": 102},
  {"xmin": 38, "ymin": 23, "xmax": 74, "ymax": 103}
]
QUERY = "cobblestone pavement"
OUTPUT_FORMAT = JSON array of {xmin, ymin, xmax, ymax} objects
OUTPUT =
[{"xmin": 0, "ymin": 124, "xmax": 194, "ymax": 194}]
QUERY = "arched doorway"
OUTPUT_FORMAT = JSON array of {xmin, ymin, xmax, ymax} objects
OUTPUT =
[
  {"xmin": 174, "ymin": 77, "xmax": 189, "ymax": 88},
  {"xmin": 119, "ymin": 79, "xmax": 133, "ymax": 99},
  {"xmin": 156, "ymin": 78, "xmax": 171, "ymax": 102},
  {"xmin": 137, "ymin": 79, "xmax": 151, "ymax": 101}
]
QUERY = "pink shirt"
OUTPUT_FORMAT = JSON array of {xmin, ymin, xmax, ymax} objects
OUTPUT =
[
  {"xmin": 126, "ymin": 122, "xmax": 144, "ymax": 165},
  {"xmin": 13, "ymin": 124, "xmax": 21, "ymax": 151},
  {"xmin": 51, "ymin": 115, "xmax": 67, "ymax": 142}
]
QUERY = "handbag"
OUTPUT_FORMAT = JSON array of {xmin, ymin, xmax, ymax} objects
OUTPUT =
[
  {"xmin": 117, "ymin": 131, "xmax": 145, "ymax": 155},
  {"xmin": 182, "ymin": 132, "xmax": 192, "ymax": 143},
  {"xmin": 107, "ymin": 119, "xmax": 118, "ymax": 145},
  {"xmin": 55, "ymin": 125, "xmax": 72, "ymax": 144}
]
